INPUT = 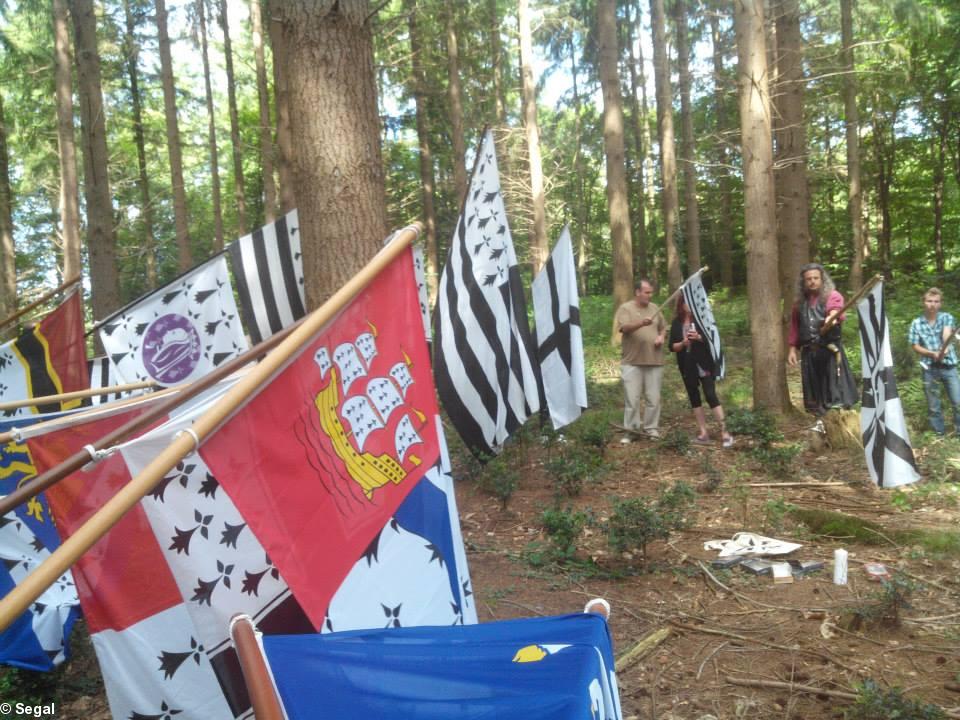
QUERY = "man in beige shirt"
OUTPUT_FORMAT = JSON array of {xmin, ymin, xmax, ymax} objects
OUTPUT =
[{"xmin": 615, "ymin": 280, "xmax": 666, "ymax": 441}]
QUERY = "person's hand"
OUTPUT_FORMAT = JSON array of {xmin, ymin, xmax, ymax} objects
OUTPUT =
[
  {"xmin": 936, "ymin": 348, "xmax": 946, "ymax": 362},
  {"xmin": 641, "ymin": 317, "xmax": 653, "ymax": 328},
  {"xmin": 686, "ymin": 328, "xmax": 701, "ymax": 342},
  {"xmin": 654, "ymin": 334, "xmax": 664, "ymax": 348},
  {"xmin": 787, "ymin": 346, "xmax": 799, "ymax": 367}
]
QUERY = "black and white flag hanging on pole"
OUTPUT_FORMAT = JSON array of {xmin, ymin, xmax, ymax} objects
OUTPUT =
[
  {"xmin": 532, "ymin": 225, "xmax": 587, "ymax": 429},
  {"xmin": 857, "ymin": 281, "xmax": 919, "ymax": 488},
  {"xmin": 434, "ymin": 129, "xmax": 541, "ymax": 457},
  {"xmin": 681, "ymin": 270, "xmax": 725, "ymax": 379},
  {"xmin": 98, "ymin": 256, "xmax": 248, "ymax": 387},
  {"xmin": 227, "ymin": 209, "xmax": 305, "ymax": 344}
]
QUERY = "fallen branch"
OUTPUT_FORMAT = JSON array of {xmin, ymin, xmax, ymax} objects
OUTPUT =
[
  {"xmin": 615, "ymin": 627, "xmax": 670, "ymax": 671},
  {"xmin": 746, "ymin": 481, "xmax": 848, "ymax": 488}
]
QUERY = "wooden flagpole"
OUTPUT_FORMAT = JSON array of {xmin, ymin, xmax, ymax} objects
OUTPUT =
[
  {"xmin": 936, "ymin": 326, "xmax": 957, "ymax": 359},
  {"xmin": 0, "ymin": 379, "xmax": 159, "ymax": 412},
  {"xmin": 651, "ymin": 266, "xmax": 709, "ymax": 322},
  {"xmin": 229, "ymin": 615, "xmax": 286, "ymax": 720},
  {"xmin": 819, "ymin": 273, "xmax": 883, "ymax": 336},
  {"xmin": 0, "ymin": 223, "xmax": 421, "ymax": 632},
  {"xmin": 0, "ymin": 274, "xmax": 82, "ymax": 334}
]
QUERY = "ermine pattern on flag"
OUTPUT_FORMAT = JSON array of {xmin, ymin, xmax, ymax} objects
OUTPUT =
[
  {"xmin": 681, "ymin": 273, "xmax": 725, "ymax": 380},
  {"xmin": 532, "ymin": 226, "xmax": 587, "ymax": 429},
  {"xmin": 86, "ymin": 356, "xmax": 130, "ymax": 406},
  {"xmin": 857, "ymin": 282, "xmax": 919, "ymax": 488},
  {"xmin": 434, "ymin": 129, "xmax": 541, "ymax": 456},
  {"xmin": 99, "ymin": 255, "xmax": 247, "ymax": 387},
  {"xmin": 227, "ymin": 210, "xmax": 305, "ymax": 345}
]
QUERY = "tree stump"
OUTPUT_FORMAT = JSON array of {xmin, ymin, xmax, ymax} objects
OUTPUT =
[{"xmin": 823, "ymin": 408, "xmax": 862, "ymax": 449}]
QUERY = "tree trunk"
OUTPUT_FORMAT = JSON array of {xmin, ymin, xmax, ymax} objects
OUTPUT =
[
  {"xmin": 407, "ymin": 0, "xmax": 439, "ymax": 303},
  {"xmin": 773, "ymin": 0, "xmax": 810, "ymax": 339},
  {"xmin": 0, "ymin": 93, "xmax": 15, "ymax": 319},
  {"xmin": 123, "ymin": 0, "xmax": 158, "ymax": 288},
  {"xmin": 597, "ymin": 0, "xmax": 634, "ymax": 340},
  {"xmin": 570, "ymin": 36, "xmax": 589, "ymax": 297},
  {"xmin": 625, "ymin": 1, "xmax": 647, "ymax": 277},
  {"xmin": 197, "ymin": 0, "xmax": 225, "ymax": 252},
  {"xmin": 154, "ymin": 0, "xmax": 192, "ymax": 271},
  {"xmin": 268, "ymin": 4, "xmax": 296, "ymax": 213},
  {"xmin": 276, "ymin": 1, "xmax": 388, "ymax": 308},
  {"xmin": 734, "ymin": 0, "xmax": 788, "ymax": 411},
  {"xmin": 445, "ymin": 2, "xmax": 468, "ymax": 206},
  {"xmin": 710, "ymin": 11, "xmax": 734, "ymax": 288},
  {"xmin": 840, "ymin": 0, "xmax": 864, "ymax": 290},
  {"xmin": 71, "ymin": 0, "xmax": 120, "ymax": 323},
  {"xmin": 933, "ymin": 123, "xmax": 946, "ymax": 274},
  {"xmin": 519, "ymin": 0, "xmax": 548, "ymax": 275},
  {"xmin": 219, "ymin": 0, "xmax": 247, "ymax": 234},
  {"xmin": 490, "ymin": 0, "xmax": 507, "ymax": 124},
  {"xmin": 53, "ymin": 0, "xmax": 82, "ymax": 285},
  {"xmin": 675, "ymin": 0, "xmax": 700, "ymax": 272},
  {"xmin": 650, "ymin": 0, "xmax": 682, "ymax": 290},
  {"xmin": 872, "ymin": 98, "xmax": 896, "ymax": 278},
  {"xmin": 250, "ymin": 0, "xmax": 277, "ymax": 222},
  {"xmin": 635, "ymin": 4, "xmax": 658, "ymax": 279}
]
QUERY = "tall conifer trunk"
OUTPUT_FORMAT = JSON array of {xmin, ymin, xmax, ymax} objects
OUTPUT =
[
  {"xmin": 250, "ymin": 0, "xmax": 277, "ymax": 221},
  {"xmin": 841, "ymin": 0, "xmax": 864, "ymax": 289},
  {"xmin": 53, "ymin": 0, "xmax": 81, "ymax": 284},
  {"xmin": 445, "ymin": 2, "xmax": 468, "ymax": 205},
  {"xmin": 71, "ymin": 0, "xmax": 120, "ymax": 325},
  {"xmin": 197, "ymin": 0, "xmax": 225, "ymax": 252},
  {"xmin": 268, "ymin": 5, "xmax": 296, "ymax": 212},
  {"xmin": 519, "ymin": 0, "xmax": 548, "ymax": 274},
  {"xmin": 219, "ymin": 0, "xmax": 247, "ymax": 233},
  {"xmin": 0, "ymin": 93, "xmax": 15, "ymax": 318},
  {"xmin": 675, "ymin": 0, "xmax": 700, "ymax": 273},
  {"xmin": 710, "ymin": 11, "xmax": 735, "ymax": 288}
]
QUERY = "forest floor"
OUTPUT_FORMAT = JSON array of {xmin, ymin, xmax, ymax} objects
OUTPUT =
[{"xmin": 17, "ymin": 331, "xmax": 960, "ymax": 720}]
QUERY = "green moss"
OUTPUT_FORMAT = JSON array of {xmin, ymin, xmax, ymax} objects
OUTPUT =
[{"xmin": 791, "ymin": 507, "xmax": 960, "ymax": 557}]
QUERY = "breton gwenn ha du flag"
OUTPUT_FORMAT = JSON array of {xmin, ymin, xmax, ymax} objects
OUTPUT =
[
  {"xmin": 681, "ymin": 271, "xmax": 725, "ymax": 380},
  {"xmin": 98, "ymin": 255, "xmax": 248, "ymax": 386},
  {"xmin": 532, "ymin": 226, "xmax": 587, "ymax": 429},
  {"xmin": 857, "ymin": 282, "xmax": 919, "ymax": 488},
  {"xmin": 227, "ymin": 209, "xmax": 306, "ymax": 344},
  {"xmin": 28, "ymin": 247, "xmax": 475, "ymax": 719},
  {"xmin": 434, "ymin": 129, "xmax": 541, "ymax": 456}
]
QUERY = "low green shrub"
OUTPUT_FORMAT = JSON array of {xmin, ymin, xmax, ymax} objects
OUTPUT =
[
  {"xmin": 606, "ymin": 482, "xmax": 696, "ymax": 559},
  {"xmin": 845, "ymin": 678, "xmax": 946, "ymax": 720}
]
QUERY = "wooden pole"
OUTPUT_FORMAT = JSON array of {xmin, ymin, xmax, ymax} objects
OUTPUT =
[
  {"xmin": 651, "ymin": 266, "xmax": 709, "ymax": 321},
  {"xmin": 0, "ymin": 316, "xmax": 299, "ymax": 517},
  {"xmin": 0, "ymin": 274, "xmax": 82, "ymax": 333},
  {"xmin": 820, "ymin": 273, "xmax": 882, "ymax": 336},
  {"xmin": 937, "ymin": 325, "xmax": 957, "ymax": 359},
  {"xmin": 0, "ymin": 379, "xmax": 158, "ymax": 412},
  {"xmin": 0, "ymin": 223, "xmax": 421, "ymax": 633},
  {"xmin": 229, "ymin": 615, "xmax": 285, "ymax": 720}
]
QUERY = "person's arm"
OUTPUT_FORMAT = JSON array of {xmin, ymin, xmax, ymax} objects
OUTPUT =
[
  {"xmin": 787, "ymin": 305, "xmax": 800, "ymax": 366},
  {"xmin": 669, "ymin": 318, "xmax": 685, "ymax": 353},
  {"xmin": 654, "ymin": 309, "xmax": 665, "ymax": 348},
  {"xmin": 937, "ymin": 315, "xmax": 956, "ymax": 360},
  {"xmin": 822, "ymin": 290, "xmax": 845, "ymax": 328}
]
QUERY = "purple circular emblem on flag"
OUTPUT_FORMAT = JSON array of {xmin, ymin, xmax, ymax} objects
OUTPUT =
[{"xmin": 141, "ymin": 313, "xmax": 202, "ymax": 384}]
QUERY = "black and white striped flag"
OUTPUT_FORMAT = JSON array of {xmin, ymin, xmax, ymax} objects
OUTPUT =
[
  {"xmin": 227, "ymin": 209, "xmax": 305, "ymax": 344},
  {"xmin": 532, "ymin": 226, "xmax": 586, "ymax": 429},
  {"xmin": 681, "ymin": 271, "xmax": 725, "ymax": 379},
  {"xmin": 434, "ymin": 130, "xmax": 541, "ymax": 457},
  {"xmin": 857, "ymin": 282, "xmax": 919, "ymax": 488},
  {"xmin": 86, "ymin": 356, "xmax": 128, "ymax": 405}
]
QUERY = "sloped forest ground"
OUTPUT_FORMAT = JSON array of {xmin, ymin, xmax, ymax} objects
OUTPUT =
[{"xmin": 6, "ymin": 295, "xmax": 960, "ymax": 720}]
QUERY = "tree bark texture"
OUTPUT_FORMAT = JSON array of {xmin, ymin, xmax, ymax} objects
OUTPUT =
[
  {"xmin": 597, "ymin": 0, "xmax": 634, "ymax": 326},
  {"xmin": 407, "ymin": 0, "xmax": 439, "ymax": 303},
  {"xmin": 123, "ymin": 0, "xmax": 158, "ymax": 288},
  {"xmin": 70, "ymin": 0, "xmax": 120, "ymax": 323},
  {"xmin": 840, "ymin": 0, "xmax": 864, "ymax": 290},
  {"xmin": 268, "ymin": 3, "xmax": 296, "ymax": 213},
  {"xmin": 773, "ymin": 0, "xmax": 810, "ymax": 332},
  {"xmin": 250, "ymin": 0, "xmax": 277, "ymax": 222},
  {"xmin": 490, "ymin": 0, "xmax": 507, "ymax": 124},
  {"xmin": 625, "ymin": 2, "xmax": 647, "ymax": 277},
  {"xmin": 710, "ymin": 11, "xmax": 735, "ymax": 288},
  {"xmin": 276, "ymin": 1, "xmax": 388, "ymax": 309},
  {"xmin": 154, "ymin": 0, "xmax": 192, "ymax": 270},
  {"xmin": 445, "ymin": 2, "xmax": 468, "ymax": 206},
  {"xmin": 734, "ymin": 0, "xmax": 789, "ymax": 411},
  {"xmin": 519, "ymin": 0, "xmax": 548, "ymax": 275},
  {"xmin": 197, "ymin": 0, "xmax": 225, "ymax": 252},
  {"xmin": 675, "ymin": 0, "xmax": 701, "ymax": 273},
  {"xmin": 650, "ymin": 0, "xmax": 682, "ymax": 291},
  {"xmin": 53, "ymin": 0, "xmax": 82, "ymax": 285},
  {"xmin": 570, "ymin": 37, "xmax": 589, "ymax": 297},
  {"xmin": 219, "ymin": 0, "xmax": 247, "ymax": 234},
  {"xmin": 0, "ymin": 93, "xmax": 15, "ymax": 319}
]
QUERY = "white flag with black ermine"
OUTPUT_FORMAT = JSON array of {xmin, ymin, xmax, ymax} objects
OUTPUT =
[
  {"xmin": 98, "ymin": 255, "xmax": 248, "ymax": 386},
  {"xmin": 434, "ymin": 129, "xmax": 541, "ymax": 457},
  {"xmin": 681, "ymin": 271, "xmax": 725, "ymax": 380},
  {"xmin": 532, "ymin": 226, "xmax": 587, "ymax": 429},
  {"xmin": 857, "ymin": 281, "xmax": 919, "ymax": 488},
  {"xmin": 227, "ymin": 209, "xmax": 305, "ymax": 345}
]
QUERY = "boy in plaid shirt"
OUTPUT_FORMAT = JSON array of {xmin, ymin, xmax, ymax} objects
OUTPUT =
[{"xmin": 908, "ymin": 287, "xmax": 960, "ymax": 435}]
